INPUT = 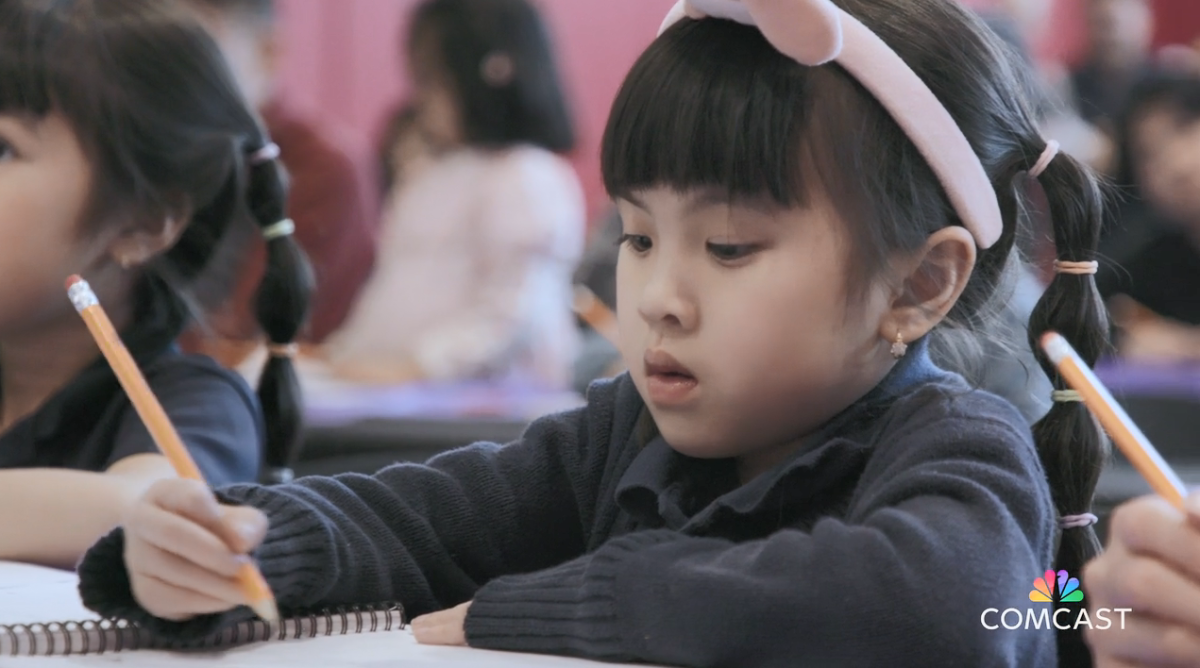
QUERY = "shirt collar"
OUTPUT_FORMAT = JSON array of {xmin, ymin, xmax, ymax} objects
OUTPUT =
[{"xmin": 616, "ymin": 336, "xmax": 947, "ymax": 529}]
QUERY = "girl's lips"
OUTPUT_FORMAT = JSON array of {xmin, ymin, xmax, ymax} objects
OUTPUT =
[{"xmin": 644, "ymin": 350, "xmax": 698, "ymax": 406}]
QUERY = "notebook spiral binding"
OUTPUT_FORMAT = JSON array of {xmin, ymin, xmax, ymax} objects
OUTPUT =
[{"xmin": 0, "ymin": 603, "xmax": 405, "ymax": 657}]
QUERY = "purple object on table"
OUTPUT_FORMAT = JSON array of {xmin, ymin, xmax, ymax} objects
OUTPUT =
[
  {"xmin": 303, "ymin": 379, "xmax": 586, "ymax": 428},
  {"xmin": 1094, "ymin": 359, "xmax": 1200, "ymax": 400}
]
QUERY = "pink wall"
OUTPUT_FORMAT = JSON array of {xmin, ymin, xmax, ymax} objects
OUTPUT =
[
  {"xmin": 275, "ymin": 0, "xmax": 1200, "ymax": 221},
  {"xmin": 275, "ymin": 0, "xmax": 676, "ymax": 222}
]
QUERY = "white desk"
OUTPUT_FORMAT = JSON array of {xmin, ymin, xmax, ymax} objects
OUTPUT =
[{"xmin": 0, "ymin": 562, "xmax": 644, "ymax": 668}]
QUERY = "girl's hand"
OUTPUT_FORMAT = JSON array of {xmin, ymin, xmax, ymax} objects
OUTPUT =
[
  {"xmin": 122, "ymin": 478, "xmax": 268, "ymax": 621},
  {"xmin": 411, "ymin": 601, "xmax": 471, "ymax": 646},
  {"xmin": 1084, "ymin": 494, "xmax": 1200, "ymax": 666}
]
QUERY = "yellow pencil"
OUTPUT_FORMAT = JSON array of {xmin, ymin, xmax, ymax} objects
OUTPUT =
[
  {"xmin": 1040, "ymin": 331, "xmax": 1188, "ymax": 510},
  {"xmin": 572, "ymin": 285, "xmax": 619, "ymax": 347},
  {"xmin": 66, "ymin": 275, "xmax": 280, "ymax": 622}
]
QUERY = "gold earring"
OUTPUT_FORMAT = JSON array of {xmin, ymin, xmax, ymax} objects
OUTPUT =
[{"xmin": 890, "ymin": 331, "xmax": 907, "ymax": 359}]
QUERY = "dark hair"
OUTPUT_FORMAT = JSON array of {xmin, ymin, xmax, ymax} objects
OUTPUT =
[
  {"xmin": 602, "ymin": 1, "xmax": 1108, "ymax": 662},
  {"xmin": 1114, "ymin": 68, "xmax": 1200, "ymax": 194},
  {"xmin": 0, "ymin": 0, "xmax": 313, "ymax": 483},
  {"xmin": 408, "ymin": 0, "xmax": 575, "ymax": 152}
]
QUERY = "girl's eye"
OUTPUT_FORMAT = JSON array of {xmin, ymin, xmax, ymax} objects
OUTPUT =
[
  {"xmin": 706, "ymin": 243, "xmax": 759, "ymax": 262},
  {"xmin": 618, "ymin": 233, "xmax": 652, "ymax": 253},
  {"xmin": 0, "ymin": 140, "xmax": 13, "ymax": 162}
]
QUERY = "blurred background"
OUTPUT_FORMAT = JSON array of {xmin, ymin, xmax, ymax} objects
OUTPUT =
[
  {"xmin": 185, "ymin": 0, "xmax": 1200, "ymax": 535},
  {"xmin": 271, "ymin": 0, "xmax": 1200, "ymax": 223}
]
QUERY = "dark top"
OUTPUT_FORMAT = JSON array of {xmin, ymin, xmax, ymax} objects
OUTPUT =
[
  {"xmin": 1071, "ymin": 63, "xmax": 1152, "ymax": 129},
  {"xmin": 79, "ymin": 340, "xmax": 1056, "ymax": 667},
  {"xmin": 0, "ymin": 278, "xmax": 263, "ymax": 486},
  {"xmin": 1097, "ymin": 228, "xmax": 1200, "ymax": 326}
]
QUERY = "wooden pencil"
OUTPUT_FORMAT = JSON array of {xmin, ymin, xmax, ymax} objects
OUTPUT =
[
  {"xmin": 572, "ymin": 285, "xmax": 619, "ymax": 347},
  {"xmin": 66, "ymin": 275, "xmax": 280, "ymax": 622},
  {"xmin": 1040, "ymin": 331, "xmax": 1188, "ymax": 510}
]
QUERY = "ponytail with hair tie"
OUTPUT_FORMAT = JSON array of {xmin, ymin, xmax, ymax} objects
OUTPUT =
[
  {"xmin": 244, "ymin": 140, "xmax": 315, "ymax": 485},
  {"xmin": 1023, "ymin": 139, "xmax": 1111, "ymax": 668}
]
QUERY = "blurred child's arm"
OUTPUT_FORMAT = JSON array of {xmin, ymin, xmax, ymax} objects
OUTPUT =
[
  {"xmin": 76, "ymin": 375, "xmax": 636, "ymax": 641},
  {"xmin": 0, "ymin": 360, "xmax": 260, "ymax": 570},
  {"xmin": 460, "ymin": 406, "xmax": 1054, "ymax": 666},
  {"xmin": 0, "ymin": 453, "xmax": 175, "ymax": 569}
]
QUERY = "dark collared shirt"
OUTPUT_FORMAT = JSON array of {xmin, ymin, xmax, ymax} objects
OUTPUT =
[
  {"xmin": 80, "ymin": 338, "xmax": 1055, "ymax": 667},
  {"xmin": 0, "ymin": 278, "xmax": 262, "ymax": 485}
]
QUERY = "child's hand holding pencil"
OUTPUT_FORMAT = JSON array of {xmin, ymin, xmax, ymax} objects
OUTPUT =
[
  {"xmin": 122, "ymin": 478, "xmax": 272, "ymax": 621},
  {"xmin": 67, "ymin": 276, "xmax": 278, "ymax": 622},
  {"xmin": 1040, "ymin": 331, "xmax": 1200, "ymax": 662}
]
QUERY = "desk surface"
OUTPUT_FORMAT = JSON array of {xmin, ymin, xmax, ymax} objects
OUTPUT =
[{"xmin": 0, "ymin": 562, "xmax": 646, "ymax": 668}]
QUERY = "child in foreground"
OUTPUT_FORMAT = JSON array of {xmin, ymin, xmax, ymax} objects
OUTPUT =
[{"xmin": 79, "ymin": 0, "xmax": 1108, "ymax": 666}]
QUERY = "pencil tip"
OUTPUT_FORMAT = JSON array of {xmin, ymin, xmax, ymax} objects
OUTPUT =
[{"xmin": 251, "ymin": 598, "xmax": 281, "ymax": 624}]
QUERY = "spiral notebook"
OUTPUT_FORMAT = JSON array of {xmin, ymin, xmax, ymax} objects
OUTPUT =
[{"xmin": 0, "ymin": 561, "xmax": 404, "ymax": 659}]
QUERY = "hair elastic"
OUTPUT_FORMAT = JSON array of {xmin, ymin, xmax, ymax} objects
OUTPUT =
[
  {"xmin": 661, "ymin": 0, "xmax": 1003, "ymax": 249},
  {"xmin": 267, "ymin": 342, "xmax": 299, "ymax": 358},
  {"xmin": 1058, "ymin": 513, "xmax": 1098, "ymax": 529},
  {"xmin": 480, "ymin": 51, "xmax": 516, "ymax": 87},
  {"xmin": 1053, "ymin": 260, "xmax": 1098, "ymax": 276},
  {"xmin": 1028, "ymin": 140, "xmax": 1060, "ymax": 178},
  {"xmin": 261, "ymin": 218, "xmax": 295, "ymax": 241},
  {"xmin": 249, "ymin": 142, "xmax": 281, "ymax": 165},
  {"xmin": 1052, "ymin": 390, "xmax": 1083, "ymax": 403}
]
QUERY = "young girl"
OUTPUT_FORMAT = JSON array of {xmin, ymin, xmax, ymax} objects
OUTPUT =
[
  {"xmin": 319, "ymin": 0, "xmax": 585, "ymax": 389},
  {"xmin": 78, "ymin": 0, "xmax": 1108, "ymax": 665},
  {"xmin": 0, "ymin": 0, "xmax": 310, "ymax": 568}
]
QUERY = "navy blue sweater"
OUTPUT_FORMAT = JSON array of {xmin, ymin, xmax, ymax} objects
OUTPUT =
[{"xmin": 79, "ymin": 342, "xmax": 1057, "ymax": 667}]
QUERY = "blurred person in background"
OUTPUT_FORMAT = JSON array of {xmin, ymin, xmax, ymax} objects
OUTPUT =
[
  {"xmin": 378, "ymin": 104, "xmax": 435, "ymax": 205},
  {"xmin": 977, "ymin": 0, "xmax": 1116, "ymax": 174},
  {"xmin": 1071, "ymin": 0, "xmax": 1156, "ymax": 138},
  {"xmin": 183, "ymin": 0, "xmax": 377, "ymax": 369},
  {"xmin": 321, "ymin": 0, "xmax": 584, "ymax": 389},
  {"xmin": 1097, "ymin": 64, "xmax": 1200, "ymax": 361}
]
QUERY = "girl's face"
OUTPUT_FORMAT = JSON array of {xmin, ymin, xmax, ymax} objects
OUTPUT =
[
  {"xmin": 407, "ymin": 35, "xmax": 464, "ymax": 149},
  {"xmin": 0, "ymin": 113, "xmax": 113, "ymax": 337},
  {"xmin": 1131, "ymin": 107, "xmax": 1200, "ymax": 225},
  {"xmin": 616, "ymin": 187, "xmax": 898, "ymax": 477}
]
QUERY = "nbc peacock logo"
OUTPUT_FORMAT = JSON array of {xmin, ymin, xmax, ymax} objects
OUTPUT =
[
  {"xmin": 1029, "ymin": 569, "xmax": 1084, "ymax": 603},
  {"xmin": 982, "ymin": 568, "xmax": 1130, "ymax": 631}
]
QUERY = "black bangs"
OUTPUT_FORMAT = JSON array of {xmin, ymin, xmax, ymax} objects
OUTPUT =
[
  {"xmin": 602, "ymin": 19, "xmax": 816, "ymax": 207},
  {"xmin": 601, "ymin": 15, "xmax": 954, "ymax": 294},
  {"xmin": 0, "ymin": 0, "xmax": 86, "ymax": 118}
]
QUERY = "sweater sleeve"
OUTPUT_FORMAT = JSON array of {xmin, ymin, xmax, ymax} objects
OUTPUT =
[
  {"xmin": 463, "ymin": 404, "xmax": 1056, "ymax": 668},
  {"xmin": 77, "ymin": 376, "xmax": 634, "ymax": 642}
]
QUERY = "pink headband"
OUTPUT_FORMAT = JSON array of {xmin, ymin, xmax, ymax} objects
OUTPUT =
[{"xmin": 660, "ymin": 0, "xmax": 1003, "ymax": 249}]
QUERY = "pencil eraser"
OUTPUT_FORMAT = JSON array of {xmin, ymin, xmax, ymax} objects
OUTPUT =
[
  {"xmin": 1040, "ymin": 331, "xmax": 1069, "ymax": 364},
  {"xmin": 65, "ymin": 274, "xmax": 83, "ymax": 290}
]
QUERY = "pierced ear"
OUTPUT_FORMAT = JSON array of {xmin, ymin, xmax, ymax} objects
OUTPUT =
[
  {"xmin": 878, "ymin": 226, "xmax": 977, "ymax": 345},
  {"xmin": 106, "ymin": 214, "xmax": 188, "ymax": 269}
]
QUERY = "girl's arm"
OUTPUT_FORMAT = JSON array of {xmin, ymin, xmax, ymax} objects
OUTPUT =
[
  {"xmin": 0, "ymin": 357, "xmax": 261, "ymax": 570},
  {"xmin": 0, "ymin": 454, "xmax": 176, "ymax": 569},
  {"xmin": 461, "ymin": 404, "xmax": 1056, "ymax": 667},
  {"xmin": 76, "ymin": 375, "xmax": 638, "ymax": 640}
]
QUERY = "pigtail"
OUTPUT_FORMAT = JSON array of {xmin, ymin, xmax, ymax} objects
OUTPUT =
[
  {"xmin": 1024, "ymin": 145, "xmax": 1110, "ymax": 668},
  {"xmin": 245, "ymin": 142, "xmax": 315, "ymax": 484}
]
